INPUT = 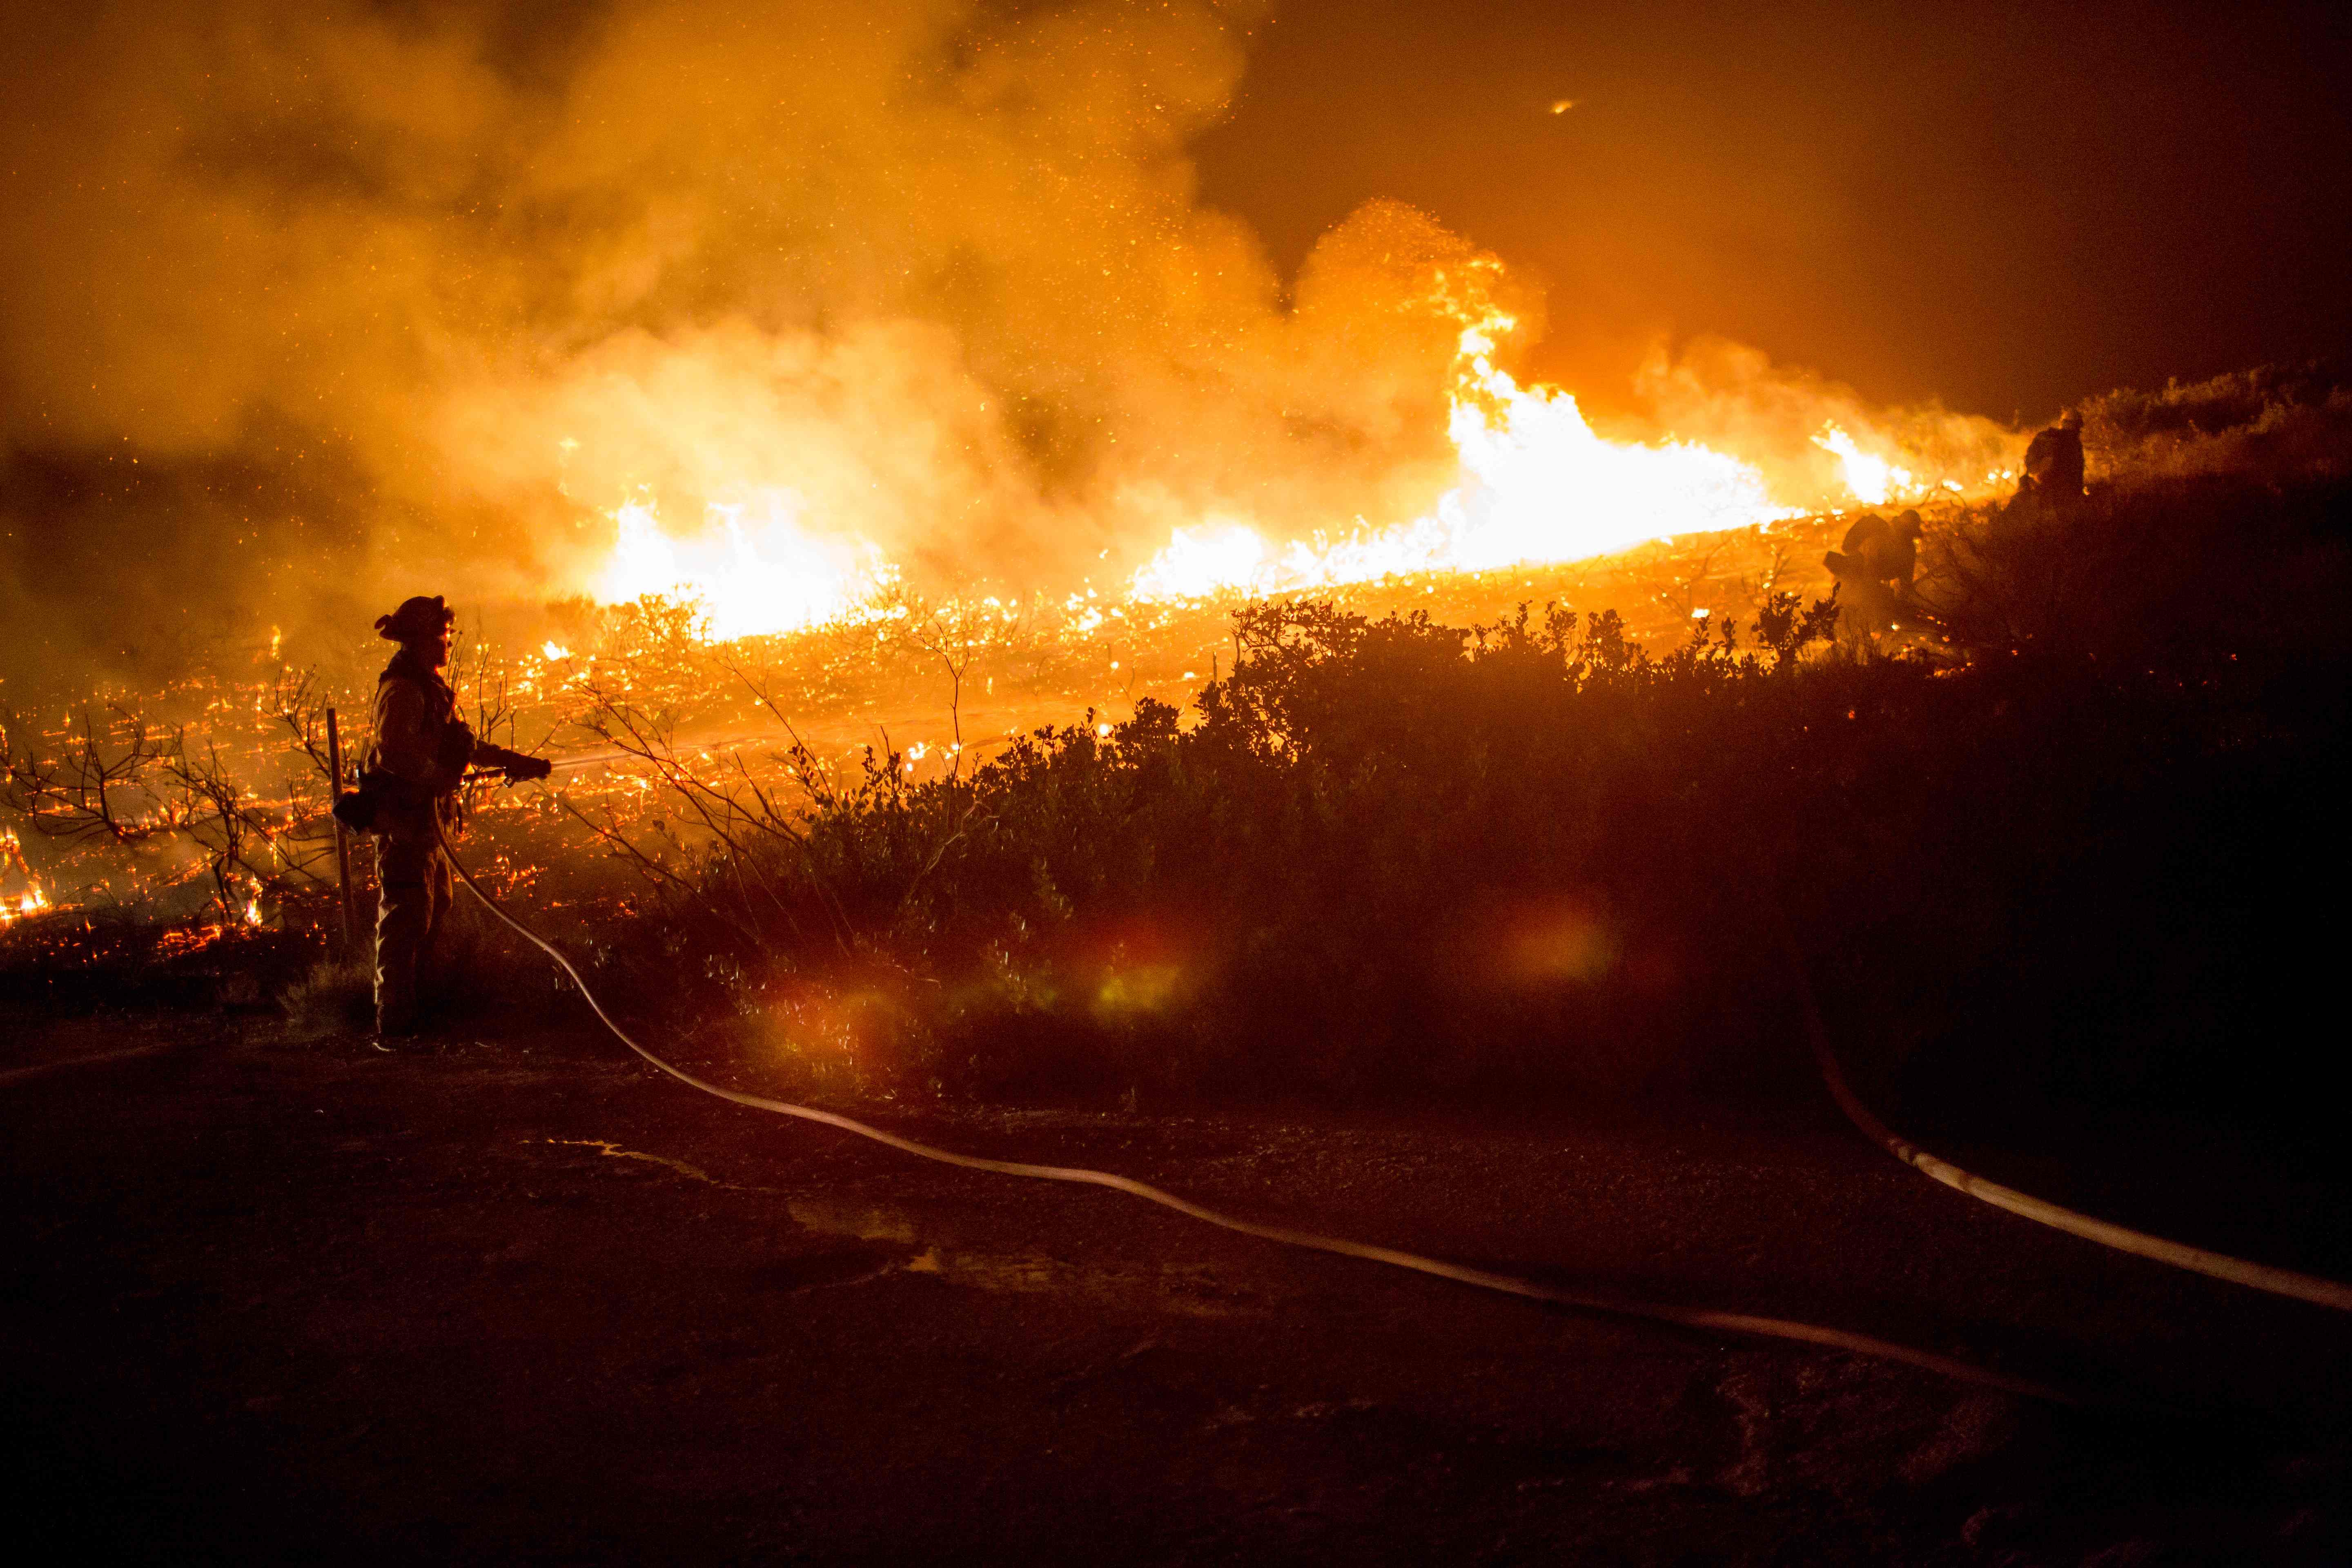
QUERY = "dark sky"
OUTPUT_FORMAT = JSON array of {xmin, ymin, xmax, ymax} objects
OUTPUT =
[{"xmin": 1195, "ymin": 0, "xmax": 2352, "ymax": 419}]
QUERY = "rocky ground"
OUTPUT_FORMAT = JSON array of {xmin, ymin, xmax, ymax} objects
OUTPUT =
[{"xmin": 5, "ymin": 1005, "xmax": 2348, "ymax": 1564}]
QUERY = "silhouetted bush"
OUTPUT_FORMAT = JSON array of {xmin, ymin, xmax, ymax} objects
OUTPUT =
[
  {"xmin": 1917, "ymin": 473, "xmax": 2352, "ymax": 704},
  {"xmin": 577, "ymin": 474, "xmax": 2352, "ymax": 1135},
  {"xmin": 2083, "ymin": 362, "xmax": 2352, "ymax": 482},
  {"xmin": 281, "ymin": 955, "xmax": 373, "ymax": 1036}
]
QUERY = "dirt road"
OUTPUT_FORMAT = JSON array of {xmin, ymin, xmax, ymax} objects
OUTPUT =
[{"xmin": 5, "ymin": 1008, "xmax": 2347, "ymax": 1564}]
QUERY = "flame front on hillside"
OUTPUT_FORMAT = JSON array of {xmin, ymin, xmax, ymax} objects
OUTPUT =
[
  {"xmin": 1134, "ymin": 285, "xmax": 1795, "ymax": 600},
  {"xmin": 571, "ymin": 274, "xmax": 2019, "ymax": 637},
  {"xmin": 594, "ymin": 494, "xmax": 899, "ymax": 641}
]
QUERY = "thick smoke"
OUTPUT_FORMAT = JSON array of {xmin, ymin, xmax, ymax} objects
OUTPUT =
[
  {"xmin": 0, "ymin": 0, "xmax": 2008, "ymax": 693},
  {"xmin": 3, "ymin": 0, "xmax": 1468, "ymax": 678},
  {"xmin": 1633, "ymin": 337, "xmax": 2025, "ymax": 510}
]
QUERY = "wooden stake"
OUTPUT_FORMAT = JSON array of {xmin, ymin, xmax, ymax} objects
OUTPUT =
[{"xmin": 327, "ymin": 707, "xmax": 356, "ymax": 955}]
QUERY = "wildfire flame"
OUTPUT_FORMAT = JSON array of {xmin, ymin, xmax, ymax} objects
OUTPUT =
[
  {"xmin": 592, "ymin": 492, "xmax": 898, "ymax": 639},
  {"xmin": 566, "ymin": 273, "xmax": 2015, "ymax": 636},
  {"xmin": 1131, "ymin": 298, "xmax": 1796, "ymax": 600},
  {"xmin": 1813, "ymin": 422, "xmax": 1917, "ymax": 507}
]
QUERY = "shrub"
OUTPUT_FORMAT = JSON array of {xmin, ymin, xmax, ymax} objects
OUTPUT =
[
  {"xmin": 584, "ymin": 477, "xmax": 2348, "ymax": 1135},
  {"xmin": 281, "ymin": 956, "xmax": 373, "ymax": 1036}
]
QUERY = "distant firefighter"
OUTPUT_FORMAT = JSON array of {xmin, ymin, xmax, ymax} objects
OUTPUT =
[
  {"xmin": 345, "ymin": 595, "xmax": 550, "ymax": 1042},
  {"xmin": 1823, "ymin": 509, "xmax": 1923, "ymax": 632},
  {"xmin": 2019, "ymin": 408, "xmax": 2086, "ymax": 506}
]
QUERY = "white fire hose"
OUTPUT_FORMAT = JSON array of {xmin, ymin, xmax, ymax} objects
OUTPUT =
[
  {"xmin": 437, "ymin": 823, "xmax": 2080, "ymax": 1404},
  {"xmin": 1779, "ymin": 926, "xmax": 2352, "ymax": 1313}
]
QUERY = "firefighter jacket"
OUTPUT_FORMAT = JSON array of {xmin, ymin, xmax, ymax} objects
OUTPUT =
[{"xmin": 365, "ymin": 651, "xmax": 491, "ymax": 840}]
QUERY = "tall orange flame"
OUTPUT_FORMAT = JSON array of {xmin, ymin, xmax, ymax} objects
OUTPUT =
[
  {"xmin": 593, "ymin": 492, "xmax": 898, "ymax": 639},
  {"xmin": 1134, "ymin": 288, "xmax": 1795, "ymax": 600}
]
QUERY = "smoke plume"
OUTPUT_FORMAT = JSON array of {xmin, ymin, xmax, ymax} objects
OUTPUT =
[{"xmin": 0, "ymin": 0, "xmax": 2010, "ymax": 690}]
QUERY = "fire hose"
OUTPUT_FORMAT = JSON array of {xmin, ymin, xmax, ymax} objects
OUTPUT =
[
  {"xmin": 435, "ymin": 822, "xmax": 2076, "ymax": 1405},
  {"xmin": 1779, "ymin": 927, "xmax": 2352, "ymax": 1313}
]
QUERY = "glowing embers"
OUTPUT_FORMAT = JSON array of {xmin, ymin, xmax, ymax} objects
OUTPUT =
[
  {"xmin": 592, "ymin": 492, "xmax": 898, "ymax": 640},
  {"xmin": 0, "ymin": 827, "xmax": 48, "ymax": 924},
  {"xmin": 153, "ymin": 923, "xmax": 233, "ymax": 959},
  {"xmin": 1131, "ymin": 315, "xmax": 1793, "ymax": 601}
]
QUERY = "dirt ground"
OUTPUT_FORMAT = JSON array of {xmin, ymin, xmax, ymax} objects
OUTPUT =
[{"xmin": 5, "ymin": 1004, "xmax": 2348, "ymax": 1565}]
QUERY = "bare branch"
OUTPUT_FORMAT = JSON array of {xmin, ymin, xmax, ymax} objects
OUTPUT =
[{"xmin": 0, "ymin": 704, "xmax": 178, "ymax": 844}]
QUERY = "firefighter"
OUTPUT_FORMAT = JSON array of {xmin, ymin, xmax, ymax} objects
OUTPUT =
[
  {"xmin": 364, "ymin": 595, "xmax": 550, "ymax": 1041},
  {"xmin": 1822, "ymin": 509, "xmax": 1924, "ymax": 631},
  {"xmin": 2019, "ymin": 408, "xmax": 2086, "ymax": 506}
]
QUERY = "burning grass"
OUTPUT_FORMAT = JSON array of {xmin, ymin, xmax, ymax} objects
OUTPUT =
[{"xmin": 0, "ymin": 502, "xmax": 1863, "ymax": 948}]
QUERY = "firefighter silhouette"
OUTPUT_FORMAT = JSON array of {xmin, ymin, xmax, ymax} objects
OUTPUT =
[
  {"xmin": 361, "ymin": 596, "xmax": 550, "ymax": 1040},
  {"xmin": 2019, "ymin": 409, "xmax": 2086, "ymax": 506},
  {"xmin": 1823, "ymin": 509, "xmax": 1923, "ymax": 633}
]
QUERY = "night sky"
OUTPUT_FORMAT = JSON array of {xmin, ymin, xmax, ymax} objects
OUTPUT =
[{"xmin": 1198, "ymin": 0, "xmax": 2352, "ymax": 416}]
